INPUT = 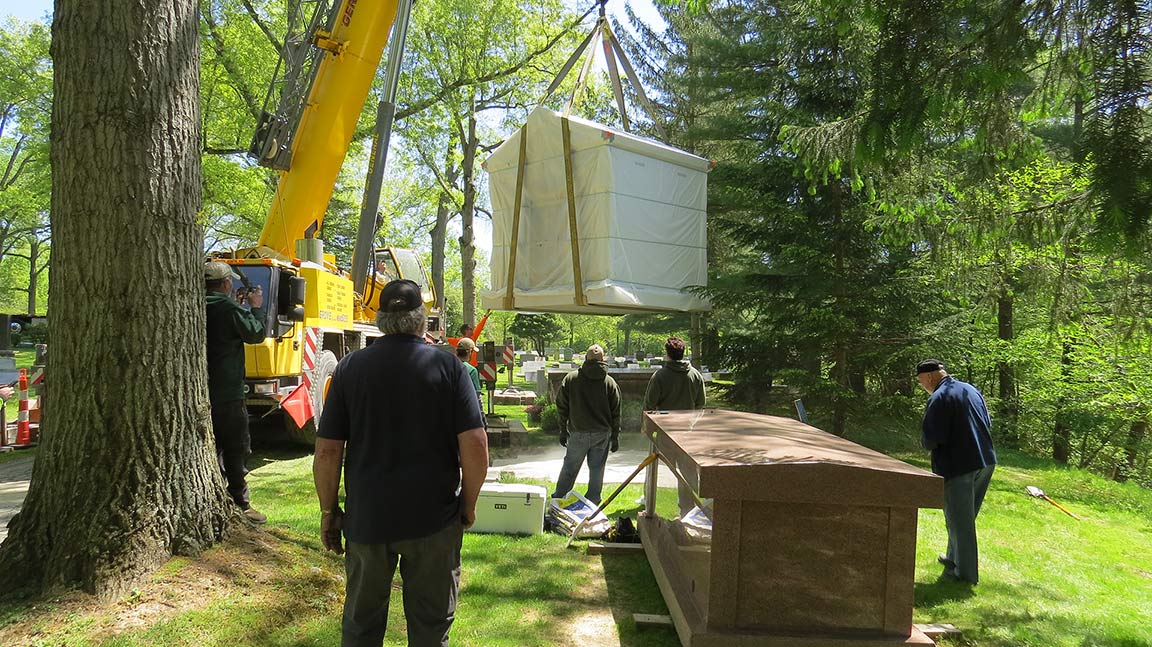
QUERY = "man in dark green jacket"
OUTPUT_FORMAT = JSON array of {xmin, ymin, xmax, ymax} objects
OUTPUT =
[
  {"xmin": 205, "ymin": 261, "xmax": 267, "ymax": 524},
  {"xmin": 644, "ymin": 337, "xmax": 706, "ymax": 515},
  {"xmin": 551, "ymin": 345, "xmax": 621, "ymax": 504},
  {"xmin": 643, "ymin": 337, "xmax": 706, "ymax": 412}
]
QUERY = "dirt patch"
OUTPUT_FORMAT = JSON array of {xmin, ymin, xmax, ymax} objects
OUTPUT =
[
  {"xmin": 561, "ymin": 609, "xmax": 622, "ymax": 647},
  {"xmin": 0, "ymin": 524, "xmax": 299, "ymax": 645}
]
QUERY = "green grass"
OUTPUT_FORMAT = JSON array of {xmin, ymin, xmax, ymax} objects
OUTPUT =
[
  {"xmin": 0, "ymin": 446, "xmax": 35, "ymax": 465},
  {"xmin": 829, "ymin": 414, "xmax": 1152, "ymax": 647},
  {"xmin": 2, "ymin": 408, "xmax": 1151, "ymax": 646}
]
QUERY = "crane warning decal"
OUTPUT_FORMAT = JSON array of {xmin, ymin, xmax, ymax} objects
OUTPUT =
[{"xmin": 301, "ymin": 266, "xmax": 354, "ymax": 330}]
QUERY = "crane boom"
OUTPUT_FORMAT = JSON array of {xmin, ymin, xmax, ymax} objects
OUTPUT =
[{"xmin": 253, "ymin": 0, "xmax": 402, "ymax": 258}]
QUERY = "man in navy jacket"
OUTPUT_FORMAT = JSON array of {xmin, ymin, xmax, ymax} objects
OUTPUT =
[{"xmin": 918, "ymin": 359, "xmax": 997, "ymax": 584}]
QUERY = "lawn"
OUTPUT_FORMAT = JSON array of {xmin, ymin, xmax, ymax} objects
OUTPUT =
[{"xmin": 1, "ymin": 399, "xmax": 1151, "ymax": 645}]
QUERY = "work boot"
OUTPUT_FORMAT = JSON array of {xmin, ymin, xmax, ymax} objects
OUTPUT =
[{"xmin": 243, "ymin": 507, "xmax": 268, "ymax": 524}]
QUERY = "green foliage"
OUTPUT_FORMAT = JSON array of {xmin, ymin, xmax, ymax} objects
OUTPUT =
[
  {"xmin": 630, "ymin": 0, "xmax": 1152, "ymax": 478},
  {"xmin": 12, "ymin": 321, "xmax": 47, "ymax": 345},
  {"xmin": 539, "ymin": 402, "xmax": 560, "ymax": 432},
  {"xmin": 0, "ymin": 19, "xmax": 52, "ymax": 314},
  {"xmin": 509, "ymin": 313, "xmax": 563, "ymax": 356}
]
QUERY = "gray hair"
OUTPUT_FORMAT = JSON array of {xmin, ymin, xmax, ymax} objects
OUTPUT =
[{"xmin": 376, "ymin": 304, "xmax": 427, "ymax": 336}]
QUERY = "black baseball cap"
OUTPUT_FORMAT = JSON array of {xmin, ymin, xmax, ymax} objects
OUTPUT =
[
  {"xmin": 379, "ymin": 279, "xmax": 422, "ymax": 313},
  {"xmin": 915, "ymin": 359, "xmax": 946, "ymax": 375}
]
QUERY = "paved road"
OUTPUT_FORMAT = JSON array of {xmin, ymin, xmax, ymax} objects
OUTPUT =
[
  {"xmin": 0, "ymin": 454, "xmax": 34, "ymax": 543},
  {"xmin": 490, "ymin": 432, "xmax": 678, "ymax": 491}
]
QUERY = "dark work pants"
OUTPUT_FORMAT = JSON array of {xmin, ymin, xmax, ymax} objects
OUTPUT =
[
  {"xmin": 943, "ymin": 464, "xmax": 995, "ymax": 583},
  {"xmin": 342, "ymin": 520, "xmax": 464, "ymax": 647},
  {"xmin": 551, "ymin": 431, "xmax": 610, "ymax": 504},
  {"xmin": 211, "ymin": 399, "xmax": 251, "ymax": 509}
]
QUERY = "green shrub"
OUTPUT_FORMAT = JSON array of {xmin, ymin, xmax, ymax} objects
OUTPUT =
[
  {"xmin": 14, "ymin": 322, "xmax": 48, "ymax": 346},
  {"xmin": 621, "ymin": 400, "xmax": 644, "ymax": 433},
  {"xmin": 540, "ymin": 403, "xmax": 560, "ymax": 432}
]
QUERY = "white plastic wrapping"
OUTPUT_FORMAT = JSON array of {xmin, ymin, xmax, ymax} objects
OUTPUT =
[{"xmin": 481, "ymin": 107, "xmax": 711, "ymax": 314}]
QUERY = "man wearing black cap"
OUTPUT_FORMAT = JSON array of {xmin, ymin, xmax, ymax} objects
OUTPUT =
[
  {"xmin": 313, "ymin": 279, "xmax": 488, "ymax": 647},
  {"xmin": 917, "ymin": 359, "xmax": 997, "ymax": 584},
  {"xmin": 204, "ymin": 260, "xmax": 267, "ymax": 524}
]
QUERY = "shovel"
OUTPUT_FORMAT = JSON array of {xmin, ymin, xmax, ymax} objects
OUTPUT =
[{"xmin": 1026, "ymin": 485, "xmax": 1079, "ymax": 520}]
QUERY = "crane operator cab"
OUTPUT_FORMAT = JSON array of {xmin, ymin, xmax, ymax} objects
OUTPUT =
[{"xmin": 368, "ymin": 247, "xmax": 443, "ymax": 342}]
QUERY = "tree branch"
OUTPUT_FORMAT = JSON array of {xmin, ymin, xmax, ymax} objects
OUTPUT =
[
  {"xmin": 1, "ymin": 134, "xmax": 28, "ymax": 188},
  {"xmin": 1008, "ymin": 192, "xmax": 1090, "ymax": 217},
  {"xmin": 396, "ymin": 7, "xmax": 592, "ymax": 120},
  {"xmin": 239, "ymin": 0, "xmax": 282, "ymax": 52},
  {"xmin": 0, "ymin": 103, "xmax": 13, "ymax": 141},
  {"xmin": 202, "ymin": 6, "xmax": 262, "ymax": 121},
  {"xmin": 412, "ymin": 141, "xmax": 463, "ymax": 209}
]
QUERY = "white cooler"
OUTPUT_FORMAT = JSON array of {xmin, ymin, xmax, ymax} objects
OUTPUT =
[{"xmin": 468, "ymin": 483, "xmax": 547, "ymax": 535}]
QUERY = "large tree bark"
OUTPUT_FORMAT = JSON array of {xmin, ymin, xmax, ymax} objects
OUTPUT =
[
  {"xmin": 24, "ymin": 231, "xmax": 49, "ymax": 315},
  {"xmin": 1117, "ymin": 418, "xmax": 1146, "ymax": 483},
  {"xmin": 430, "ymin": 196, "xmax": 449, "ymax": 311},
  {"xmin": 429, "ymin": 140, "xmax": 459, "ymax": 315},
  {"xmin": 458, "ymin": 104, "xmax": 479, "ymax": 328},
  {"xmin": 0, "ymin": 0, "xmax": 230, "ymax": 598},
  {"xmin": 1052, "ymin": 340, "xmax": 1074, "ymax": 464},
  {"xmin": 996, "ymin": 276, "xmax": 1019, "ymax": 445}
]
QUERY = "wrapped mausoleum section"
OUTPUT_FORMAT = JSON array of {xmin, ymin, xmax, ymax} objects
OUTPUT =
[{"xmin": 481, "ymin": 107, "xmax": 712, "ymax": 315}]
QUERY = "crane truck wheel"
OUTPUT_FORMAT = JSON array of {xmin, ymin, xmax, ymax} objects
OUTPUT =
[{"xmin": 284, "ymin": 349, "xmax": 340, "ymax": 446}]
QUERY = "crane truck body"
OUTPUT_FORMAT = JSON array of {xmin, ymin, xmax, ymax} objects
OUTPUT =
[{"xmin": 212, "ymin": 0, "xmax": 439, "ymax": 442}]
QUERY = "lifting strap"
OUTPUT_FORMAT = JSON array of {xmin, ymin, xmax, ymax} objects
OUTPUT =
[
  {"xmin": 601, "ymin": 21, "xmax": 630, "ymax": 131},
  {"xmin": 603, "ymin": 27, "xmax": 668, "ymax": 141},
  {"xmin": 503, "ymin": 124, "xmax": 529, "ymax": 310},
  {"xmin": 537, "ymin": 17, "xmax": 599, "ymax": 109},
  {"xmin": 561, "ymin": 116, "xmax": 586, "ymax": 306}
]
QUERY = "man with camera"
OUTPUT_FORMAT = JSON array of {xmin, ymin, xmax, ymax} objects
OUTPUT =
[{"xmin": 205, "ymin": 261, "xmax": 267, "ymax": 524}]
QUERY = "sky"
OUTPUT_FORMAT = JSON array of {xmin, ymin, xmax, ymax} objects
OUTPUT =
[
  {"xmin": 1, "ymin": 0, "xmax": 51, "ymax": 22},
  {"xmin": 1, "ymin": 0, "xmax": 666, "ymax": 259},
  {"xmin": 1, "ymin": 0, "xmax": 663, "ymax": 30}
]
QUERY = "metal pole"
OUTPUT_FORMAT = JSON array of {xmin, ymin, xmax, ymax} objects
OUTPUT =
[{"xmin": 351, "ymin": 0, "xmax": 415, "ymax": 297}]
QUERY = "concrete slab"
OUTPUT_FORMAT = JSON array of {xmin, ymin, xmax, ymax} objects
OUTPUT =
[
  {"xmin": 0, "ymin": 454, "xmax": 34, "ymax": 543},
  {"xmin": 489, "ymin": 432, "xmax": 677, "ymax": 489}
]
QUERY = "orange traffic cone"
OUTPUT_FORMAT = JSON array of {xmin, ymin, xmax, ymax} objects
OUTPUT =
[{"xmin": 15, "ymin": 368, "xmax": 31, "ymax": 446}]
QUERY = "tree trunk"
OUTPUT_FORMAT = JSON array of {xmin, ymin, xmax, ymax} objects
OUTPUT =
[
  {"xmin": 849, "ymin": 367, "xmax": 866, "ymax": 394},
  {"xmin": 1117, "ymin": 418, "xmax": 1147, "ymax": 483},
  {"xmin": 830, "ymin": 351, "xmax": 848, "ymax": 436},
  {"xmin": 25, "ymin": 233, "xmax": 44, "ymax": 315},
  {"xmin": 996, "ymin": 280, "xmax": 1018, "ymax": 445},
  {"xmin": 830, "ymin": 183, "xmax": 848, "ymax": 436},
  {"xmin": 429, "ymin": 139, "xmax": 458, "ymax": 314},
  {"xmin": 1052, "ymin": 340, "xmax": 1074, "ymax": 464},
  {"xmin": 689, "ymin": 313, "xmax": 702, "ymax": 369},
  {"xmin": 459, "ymin": 104, "xmax": 479, "ymax": 329},
  {"xmin": 430, "ymin": 195, "xmax": 449, "ymax": 312},
  {"xmin": 0, "ymin": 0, "xmax": 230, "ymax": 598}
]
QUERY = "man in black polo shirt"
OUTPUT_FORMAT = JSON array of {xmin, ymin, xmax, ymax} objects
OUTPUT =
[{"xmin": 313, "ymin": 279, "xmax": 488, "ymax": 647}]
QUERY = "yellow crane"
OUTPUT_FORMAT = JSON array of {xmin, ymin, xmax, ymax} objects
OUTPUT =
[{"xmin": 216, "ymin": 0, "xmax": 440, "ymax": 442}]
